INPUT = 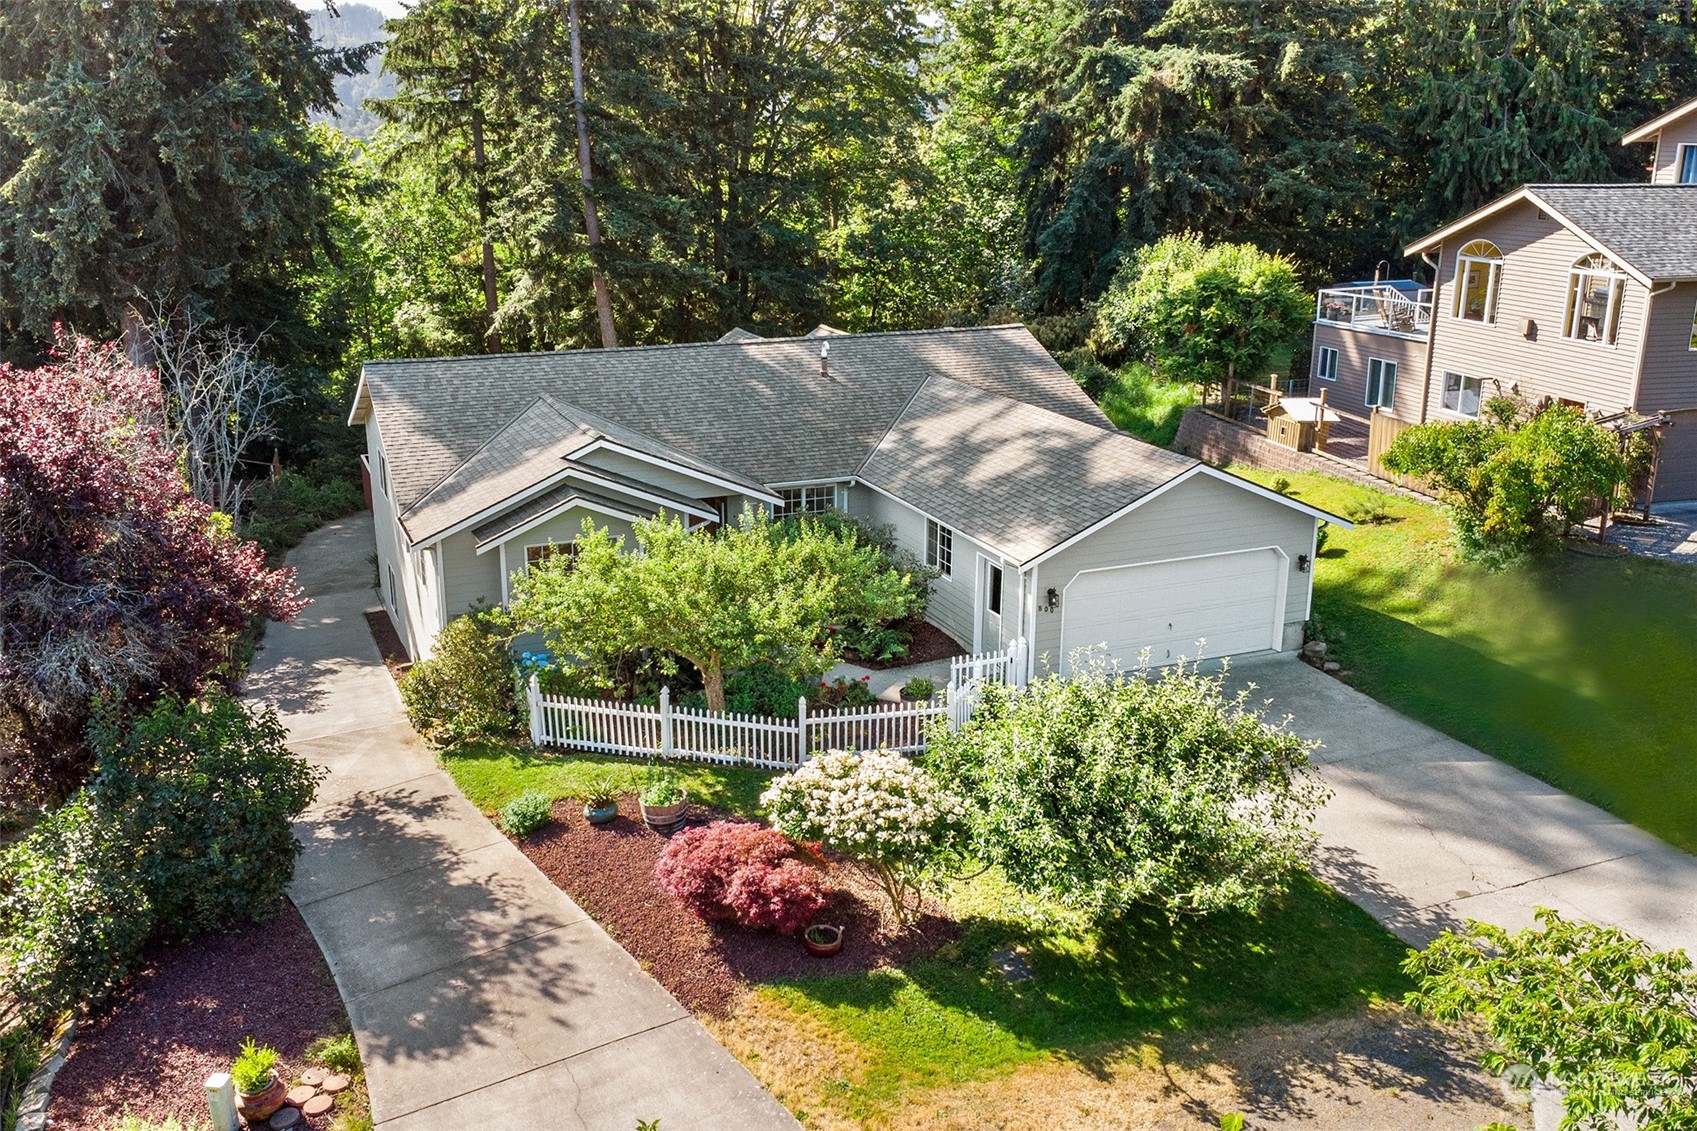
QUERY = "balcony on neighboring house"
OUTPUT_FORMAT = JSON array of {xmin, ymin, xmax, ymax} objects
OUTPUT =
[{"xmin": 1314, "ymin": 280, "xmax": 1433, "ymax": 340}]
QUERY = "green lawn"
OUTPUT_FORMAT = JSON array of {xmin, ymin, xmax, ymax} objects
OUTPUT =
[
  {"xmin": 1099, "ymin": 362, "xmax": 1196, "ymax": 448},
  {"xmin": 439, "ymin": 740, "xmax": 775, "ymax": 816},
  {"xmin": 1231, "ymin": 467, "xmax": 1697, "ymax": 853},
  {"xmin": 761, "ymin": 871, "xmax": 1410, "ymax": 1121}
]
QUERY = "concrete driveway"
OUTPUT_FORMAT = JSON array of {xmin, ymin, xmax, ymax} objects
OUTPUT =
[
  {"xmin": 245, "ymin": 515, "xmax": 798, "ymax": 1131},
  {"xmin": 1232, "ymin": 654, "xmax": 1697, "ymax": 954}
]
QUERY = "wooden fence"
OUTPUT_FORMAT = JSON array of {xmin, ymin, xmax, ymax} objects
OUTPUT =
[
  {"xmin": 1366, "ymin": 408, "xmax": 1421, "ymax": 486},
  {"xmin": 527, "ymin": 639, "xmax": 1027, "ymax": 769}
]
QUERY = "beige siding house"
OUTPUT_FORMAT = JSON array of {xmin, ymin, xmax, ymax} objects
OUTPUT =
[
  {"xmin": 351, "ymin": 325, "xmax": 1338, "ymax": 676},
  {"xmin": 1306, "ymin": 96, "xmax": 1697, "ymax": 500}
]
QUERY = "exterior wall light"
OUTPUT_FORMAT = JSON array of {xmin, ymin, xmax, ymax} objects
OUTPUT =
[{"xmin": 1297, "ymin": 554, "xmax": 1311, "ymax": 573}]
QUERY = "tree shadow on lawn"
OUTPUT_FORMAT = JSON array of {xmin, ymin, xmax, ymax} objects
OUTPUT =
[
  {"xmin": 775, "ymin": 873, "xmax": 1417, "ymax": 1093},
  {"xmin": 1315, "ymin": 579, "xmax": 1697, "ymax": 853}
]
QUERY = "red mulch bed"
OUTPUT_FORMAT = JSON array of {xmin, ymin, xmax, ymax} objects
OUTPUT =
[
  {"xmin": 848, "ymin": 617, "xmax": 966, "ymax": 670},
  {"xmin": 364, "ymin": 607, "xmax": 411, "ymax": 681},
  {"xmin": 48, "ymin": 903, "xmax": 348, "ymax": 1131},
  {"xmin": 518, "ymin": 798, "xmax": 958, "ymax": 1016}
]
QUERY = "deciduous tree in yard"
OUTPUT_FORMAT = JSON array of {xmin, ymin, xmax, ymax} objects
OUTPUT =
[
  {"xmin": 1380, "ymin": 398, "xmax": 1627, "ymax": 565},
  {"xmin": 510, "ymin": 510, "xmax": 916, "ymax": 711},
  {"xmin": 0, "ymin": 333, "xmax": 306, "ymax": 799},
  {"xmin": 1095, "ymin": 234, "xmax": 1309, "ymax": 391},
  {"xmin": 1406, "ymin": 909, "xmax": 1697, "ymax": 1128},
  {"xmin": 926, "ymin": 656, "xmax": 1327, "ymax": 920}
]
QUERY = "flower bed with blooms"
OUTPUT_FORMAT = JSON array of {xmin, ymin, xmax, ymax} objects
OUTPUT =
[{"xmin": 761, "ymin": 750, "xmax": 970, "ymax": 924}]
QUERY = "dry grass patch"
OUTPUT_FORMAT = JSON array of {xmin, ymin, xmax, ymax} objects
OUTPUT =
[{"xmin": 718, "ymin": 995, "xmax": 1526, "ymax": 1130}]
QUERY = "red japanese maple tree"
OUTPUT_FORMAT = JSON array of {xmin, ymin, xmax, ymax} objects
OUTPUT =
[{"xmin": 0, "ymin": 331, "xmax": 306, "ymax": 798}]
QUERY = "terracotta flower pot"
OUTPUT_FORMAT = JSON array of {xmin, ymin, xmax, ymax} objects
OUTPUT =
[
  {"xmin": 584, "ymin": 800, "xmax": 619, "ymax": 825},
  {"xmin": 804, "ymin": 923, "xmax": 844, "ymax": 958},
  {"xmin": 235, "ymin": 1074, "xmax": 288, "ymax": 1122},
  {"xmin": 640, "ymin": 791, "xmax": 687, "ymax": 831}
]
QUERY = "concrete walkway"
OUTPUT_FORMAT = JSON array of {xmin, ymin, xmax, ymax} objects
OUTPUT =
[
  {"xmin": 244, "ymin": 516, "xmax": 798, "ymax": 1131},
  {"xmin": 1232, "ymin": 654, "xmax": 1697, "ymax": 954}
]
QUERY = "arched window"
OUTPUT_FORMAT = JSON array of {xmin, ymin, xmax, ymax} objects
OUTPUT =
[
  {"xmin": 1452, "ymin": 240, "xmax": 1503, "ymax": 323},
  {"xmin": 1564, "ymin": 253, "xmax": 1627, "ymax": 345}
]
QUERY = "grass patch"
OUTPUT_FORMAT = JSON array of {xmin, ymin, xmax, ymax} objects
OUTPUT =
[
  {"xmin": 1232, "ymin": 466, "xmax": 1697, "ymax": 852},
  {"xmin": 755, "ymin": 871, "xmax": 1410, "ymax": 1122},
  {"xmin": 439, "ymin": 740, "xmax": 774, "ymax": 817},
  {"xmin": 1098, "ymin": 362, "xmax": 1196, "ymax": 448}
]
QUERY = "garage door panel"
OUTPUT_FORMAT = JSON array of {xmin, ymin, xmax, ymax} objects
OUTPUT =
[{"xmin": 1061, "ymin": 549, "xmax": 1284, "ymax": 670}]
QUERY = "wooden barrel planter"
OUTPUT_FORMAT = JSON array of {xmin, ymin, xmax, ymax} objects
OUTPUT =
[{"xmin": 640, "ymin": 792, "xmax": 688, "ymax": 831}]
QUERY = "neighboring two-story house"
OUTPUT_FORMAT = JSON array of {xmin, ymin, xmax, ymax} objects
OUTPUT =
[{"xmin": 1307, "ymin": 96, "xmax": 1697, "ymax": 500}]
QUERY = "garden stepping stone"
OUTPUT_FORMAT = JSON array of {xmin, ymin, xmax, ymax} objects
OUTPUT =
[
  {"xmin": 990, "ymin": 947, "xmax": 1034, "ymax": 984},
  {"xmin": 321, "ymin": 1073, "xmax": 351, "ymax": 1094},
  {"xmin": 302, "ymin": 1094, "xmax": 334, "ymax": 1117},
  {"xmin": 267, "ymin": 1108, "xmax": 302, "ymax": 1130},
  {"xmin": 300, "ymin": 1067, "xmax": 327, "ymax": 1088},
  {"xmin": 286, "ymin": 1085, "xmax": 316, "ymax": 1106}
]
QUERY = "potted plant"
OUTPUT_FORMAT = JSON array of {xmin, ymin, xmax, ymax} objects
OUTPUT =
[
  {"xmin": 583, "ymin": 785, "xmax": 620, "ymax": 826},
  {"xmin": 231, "ymin": 1037, "xmax": 288, "ymax": 1122},
  {"xmin": 803, "ymin": 923, "xmax": 844, "ymax": 958},
  {"xmin": 639, "ymin": 767, "xmax": 687, "ymax": 831}
]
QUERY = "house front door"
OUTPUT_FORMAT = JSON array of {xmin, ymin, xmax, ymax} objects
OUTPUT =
[{"xmin": 976, "ymin": 555, "xmax": 1004, "ymax": 653}]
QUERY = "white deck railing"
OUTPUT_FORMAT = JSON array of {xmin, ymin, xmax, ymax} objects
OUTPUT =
[
  {"xmin": 1314, "ymin": 286, "xmax": 1433, "ymax": 338},
  {"xmin": 527, "ymin": 638, "xmax": 1027, "ymax": 768}
]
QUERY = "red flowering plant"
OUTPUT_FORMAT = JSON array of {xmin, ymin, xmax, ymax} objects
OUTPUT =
[
  {"xmin": 654, "ymin": 821, "xmax": 829, "ymax": 935},
  {"xmin": 0, "ymin": 330, "xmax": 306, "ymax": 799}
]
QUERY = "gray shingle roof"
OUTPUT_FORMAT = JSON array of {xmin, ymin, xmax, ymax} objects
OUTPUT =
[
  {"xmin": 364, "ymin": 326, "xmax": 1108, "ymax": 542},
  {"xmin": 472, "ymin": 484, "xmax": 648, "ymax": 548},
  {"xmin": 1529, "ymin": 185, "xmax": 1697, "ymax": 281},
  {"xmin": 858, "ymin": 375, "xmax": 1198, "ymax": 564}
]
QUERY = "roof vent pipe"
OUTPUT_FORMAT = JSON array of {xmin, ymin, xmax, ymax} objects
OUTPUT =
[{"xmin": 820, "ymin": 340, "xmax": 830, "ymax": 379}]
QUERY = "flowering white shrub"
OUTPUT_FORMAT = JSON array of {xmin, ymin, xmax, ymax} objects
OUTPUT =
[{"xmin": 761, "ymin": 749, "xmax": 970, "ymax": 924}]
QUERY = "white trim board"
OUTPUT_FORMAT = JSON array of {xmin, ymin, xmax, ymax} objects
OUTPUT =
[{"xmin": 473, "ymin": 495, "xmax": 645, "ymax": 555}]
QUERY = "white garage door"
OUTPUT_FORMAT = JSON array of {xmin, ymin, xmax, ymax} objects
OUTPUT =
[{"xmin": 1060, "ymin": 548, "xmax": 1287, "ymax": 671}]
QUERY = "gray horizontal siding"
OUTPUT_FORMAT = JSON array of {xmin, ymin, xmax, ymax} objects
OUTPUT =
[
  {"xmin": 1637, "ymin": 281, "xmax": 1697, "ymax": 413},
  {"xmin": 1030, "ymin": 473, "xmax": 1315, "ymax": 673},
  {"xmin": 859, "ymin": 487, "xmax": 976, "ymax": 651},
  {"xmin": 1427, "ymin": 201, "xmax": 1647, "ymax": 416}
]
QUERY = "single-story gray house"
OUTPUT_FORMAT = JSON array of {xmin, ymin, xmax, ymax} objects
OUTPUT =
[{"xmin": 349, "ymin": 325, "xmax": 1341, "ymax": 678}]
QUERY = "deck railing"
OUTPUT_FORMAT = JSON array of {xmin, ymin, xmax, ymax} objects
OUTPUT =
[
  {"xmin": 527, "ymin": 638, "xmax": 1028, "ymax": 768},
  {"xmin": 1314, "ymin": 286, "xmax": 1433, "ymax": 338}
]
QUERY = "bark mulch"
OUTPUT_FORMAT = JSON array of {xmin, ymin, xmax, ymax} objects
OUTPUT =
[
  {"xmin": 519, "ymin": 798, "xmax": 957, "ymax": 1017},
  {"xmin": 48, "ymin": 903, "xmax": 351, "ymax": 1131},
  {"xmin": 364, "ymin": 607, "xmax": 410, "ymax": 680}
]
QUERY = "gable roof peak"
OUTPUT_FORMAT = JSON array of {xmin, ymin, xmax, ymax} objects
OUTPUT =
[{"xmin": 1622, "ymin": 94, "xmax": 1697, "ymax": 146}]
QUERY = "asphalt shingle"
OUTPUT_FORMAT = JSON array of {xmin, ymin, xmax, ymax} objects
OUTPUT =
[{"xmin": 1529, "ymin": 184, "xmax": 1697, "ymax": 281}]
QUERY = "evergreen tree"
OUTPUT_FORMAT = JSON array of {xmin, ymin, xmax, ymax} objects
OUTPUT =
[{"xmin": 0, "ymin": 0, "xmax": 374, "ymax": 351}]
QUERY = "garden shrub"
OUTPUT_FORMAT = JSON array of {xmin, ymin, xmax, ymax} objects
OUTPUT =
[
  {"xmin": 762, "ymin": 751, "xmax": 968, "ymax": 924},
  {"xmin": 308, "ymin": 1032, "xmax": 363, "ymax": 1076},
  {"xmin": 814, "ymin": 675, "xmax": 876, "ymax": 709},
  {"xmin": 400, "ymin": 609, "xmax": 520, "ymax": 743},
  {"xmin": 0, "ymin": 796, "xmax": 156, "ymax": 1020},
  {"xmin": 246, "ymin": 469, "xmax": 365, "ymax": 563},
  {"xmin": 654, "ymin": 821, "xmax": 827, "ymax": 935},
  {"xmin": 87, "ymin": 693, "xmax": 321, "ymax": 934},
  {"xmin": 901, "ymin": 676, "xmax": 935, "ymax": 701},
  {"xmin": 500, "ymin": 791, "xmax": 554, "ymax": 837},
  {"xmin": 722, "ymin": 665, "xmax": 813, "ymax": 718},
  {"xmin": 926, "ymin": 656, "xmax": 1326, "ymax": 919},
  {"xmin": 0, "ymin": 694, "xmax": 320, "ymax": 1021}
]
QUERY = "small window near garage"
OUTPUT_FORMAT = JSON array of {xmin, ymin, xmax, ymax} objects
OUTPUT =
[
  {"xmin": 926, "ymin": 519, "xmax": 953, "ymax": 578},
  {"xmin": 1441, "ymin": 371, "xmax": 1483, "ymax": 417},
  {"xmin": 1315, "ymin": 346, "xmax": 1339, "ymax": 382},
  {"xmin": 525, "ymin": 543, "xmax": 578, "ymax": 572},
  {"xmin": 774, "ymin": 484, "xmax": 838, "ymax": 518},
  {"xmin": 986, "ymin": 564, "xmax": 1003, "ymax": 616},
  {"xmin": 1689, "ymin": 299, "xmax": 1697, "ymax": 351},
  {"xmin": 1681, "ymin": 144, "xmax": 1697, "ymax": 185},
  {"xmin": 385, "ymin": 564, "xmax": 397, "ymax": 611},
  {"xmin": 1452, "ymin": 240, "xmax": 1503, "ymax": 323},
  {"xmin": 378, "ymin": 451, "xmax": 390, "ymax": 498},
  {"xmin": 1564, "ymin": 253, "xmax": 1627, "ymax": 345},
  {"xmin": 1365, "ymin": 358, "xmax": 1397, "ymax": 409}
]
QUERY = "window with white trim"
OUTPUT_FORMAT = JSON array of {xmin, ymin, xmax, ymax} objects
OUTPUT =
[
  {"xmin": 1564, "ymin": 253, "xmax": 1627, "ymax": 344},
  {"xmin": 773, "ymin": 484, "xmax": 839, "ymax": 518},
  {"xmin": 385, "ymin": 564, "xmax": 397, "ymax": 611},
  {"xmin": 1315, "ymin": 346, "xmax": 1339, "ymax": 382},
  {"xmin": 1365, "ymin": 358, "xmax": 1397, "ymax": 409},
  {"xmin": 1440, "ymin": 371, "xmax": 1483, "ymax": 417},
  {"xmin": 378, "ymin": 451, "xmax": 390, "ymax": 498},
  {"xmin": 1680, "ymin": 144, "xmax": 1697, "ymax": 184},
  {"xmin": 1690, "ymin": 299, "xmax": 1697, "ymax": 351},
  {"xmin": 1452, "ymin": 240, "xmax": 1503, "ymax": 323},
  {"xmin": 986, "ymin": 564, "xmax": 1003, "ymax": 616},
  {"xmin": 926, "ymin": 519, "xmax": 953, "ymax": 578},
  {"xmin": 525, "ymin": 543, "xmax": 578, "ymax": 572}
]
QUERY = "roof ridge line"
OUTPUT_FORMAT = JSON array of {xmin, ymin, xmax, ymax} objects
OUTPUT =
[
  {"xmin": 855, "ymin": 373, "xmax": 937, "ymax": 478},
  {"xmin": 399, "ymin": 395, "xmax": 576, "ymax": 517}
]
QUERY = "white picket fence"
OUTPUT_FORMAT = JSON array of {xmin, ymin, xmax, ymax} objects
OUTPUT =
[{"xmin": 527, "ymin": 637, "xmax": 1027, "ymax": 769}]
